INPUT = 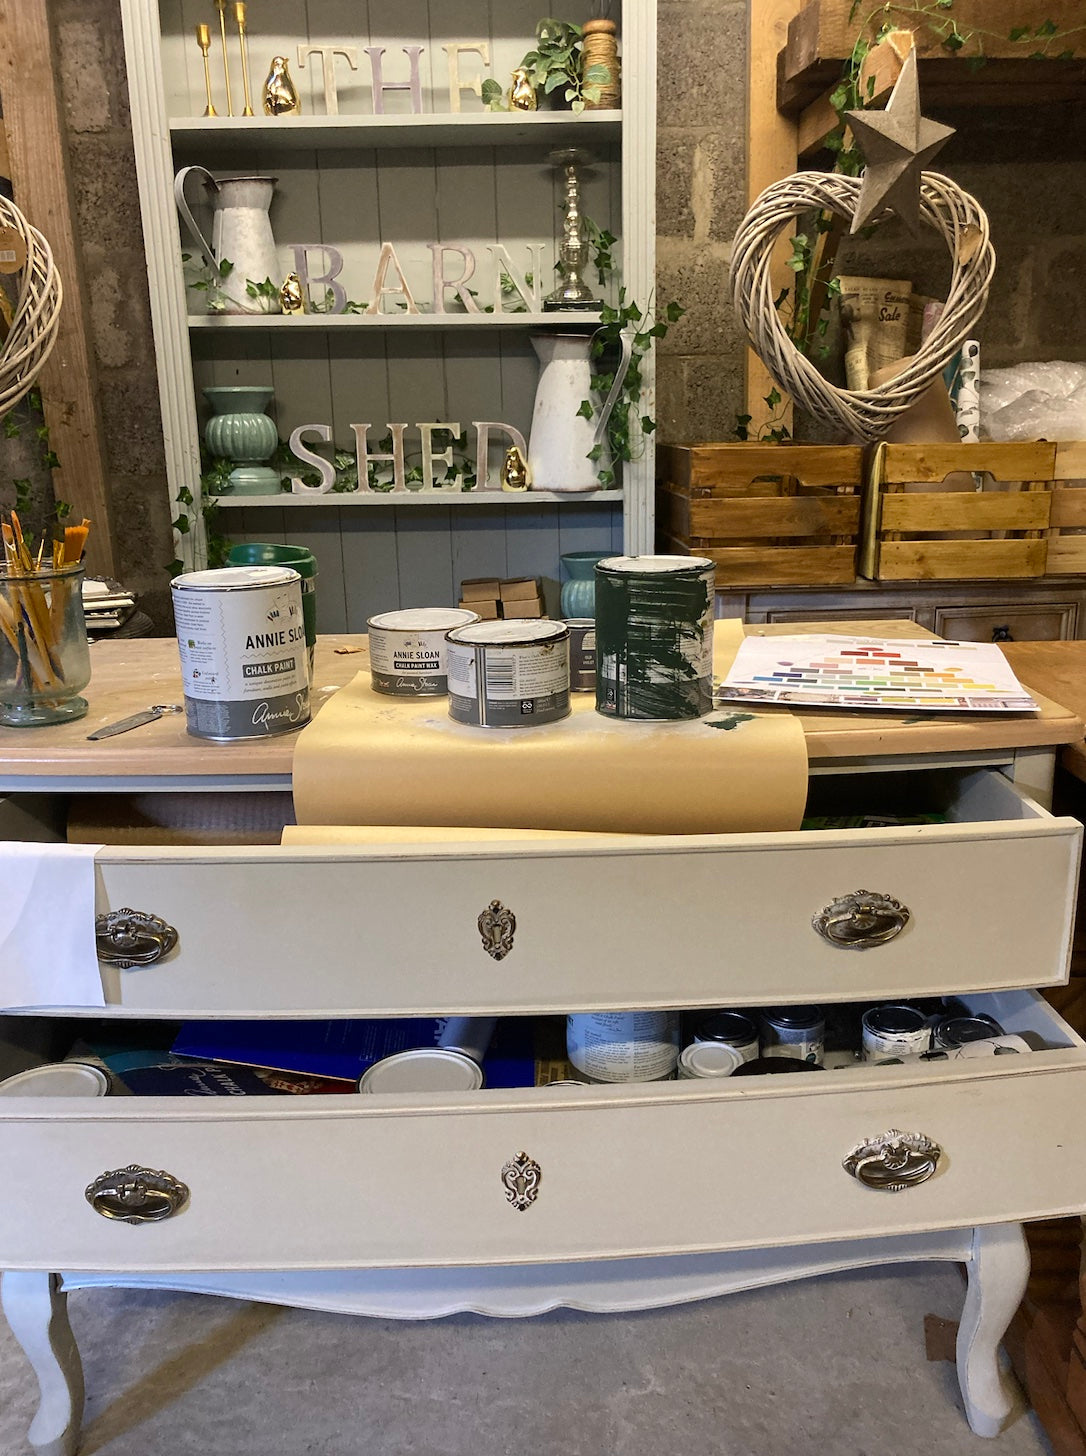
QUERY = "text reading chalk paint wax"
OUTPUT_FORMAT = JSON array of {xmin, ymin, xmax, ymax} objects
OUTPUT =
[
  {"xmin": 367, "ymin": 607, "xmax": 479, "ymax": 696},
  {"xmin": 171, "ymin": 566, "xmax": 310, "ymax": 740}
]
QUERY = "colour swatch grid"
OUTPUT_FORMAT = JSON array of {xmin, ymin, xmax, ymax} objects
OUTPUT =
[{"xmin": 718, "ymin": 635, "xmax": 1038, "ymax": 713}]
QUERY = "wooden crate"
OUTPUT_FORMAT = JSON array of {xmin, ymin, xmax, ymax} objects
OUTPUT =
[
  {"xmin": 1046, "ymin": 443, "xmax": 1086, "ymax": 576},
  {"xmin": 656, "ymin": 442, "xmax": 864, "ymax": 587},
  {"xmin": 860, "ymin": 442, "xmax": 1059, "ymax": 582}
]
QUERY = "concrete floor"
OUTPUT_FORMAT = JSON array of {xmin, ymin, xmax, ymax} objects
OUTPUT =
[{"xmin": 0, "ymin": 1264, "xmax": 1057, "ymax": 1455}]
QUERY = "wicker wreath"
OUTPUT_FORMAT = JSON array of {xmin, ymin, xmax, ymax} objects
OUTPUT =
[
  {"xmin": 730, "ymin": 170, "xmax": 995, "ymax": 441},
  {"xmin": 0, "ymin": 194, "xmax": 63, "ymax": 418}
]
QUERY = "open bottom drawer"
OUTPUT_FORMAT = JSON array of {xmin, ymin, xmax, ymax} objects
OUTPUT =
[{"xmin": 0, "ymin": 990, "xmax": 1084, "ymax": 1271}]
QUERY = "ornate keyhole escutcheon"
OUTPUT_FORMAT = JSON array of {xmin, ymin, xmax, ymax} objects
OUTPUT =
[
  {"xmin": 813, "ymin": 890, "xmax": 909, "ymax": 950},
  {"xmin": 501, "ymin": 1151, "xmax": 541, "ymax": 1211},
  {"xmin": 478, "ymin": 901, "xmax": 516, "ymax": 961}
]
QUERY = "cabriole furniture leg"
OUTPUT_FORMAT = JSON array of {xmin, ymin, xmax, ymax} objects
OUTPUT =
[{"xmin": 1, "ymin": 1272, "xmax": 84, "ymax": 1456}]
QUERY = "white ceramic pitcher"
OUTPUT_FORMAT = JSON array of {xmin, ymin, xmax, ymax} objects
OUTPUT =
[
  {"xmin": 174, "ymin": 167, "xmax": 281, "ymax": 314},
  {"xmin": 528, "ymin": 329, "xmax": 635, "ymax": 492}
]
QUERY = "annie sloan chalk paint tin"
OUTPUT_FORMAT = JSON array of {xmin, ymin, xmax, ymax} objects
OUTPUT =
[
  {"xmin": 367, "ymin": 607, "xmax": 479, "ymax": 696},
  {"xmin": 566, "ymin": 1011, "xmax": 680, "ymax": 1084},
  {"xmin": 171, "ymin": 566, "xmax": 310, "ymax": 740},
  {"xmin": 677, "ymin": 1042, "xmax": 743, "ymax": 1079},
  {"xmin": 759, "ymin": 1007, "xmax": 825, "ymax": 1065},
  {"xmin": 861, "ymin": 1004, "xmax": 931, "ymax": 1063},
  {"xmin": 691, "ymin": 1010, "xmax": 760, "ymax": 1064},
  {"xmin": 564, "ymin": 619, "xmax": 597, "ymax": 692},
  {"xmin": 358, "ymin": 1048, "xmax": 484, "ymax": 1094},
  {"xmin": 0, "ymin": 1062, "xmax": 110, "ymax": 1097},
  {"xmin": 446, "ymin": 619, "xmax": 570, "ymax": 728},
  {"xmin": 594, "ymin": 555, "xmax": 715, "ymax": 720},
  {"xmin": 933, "ymin": 1013, "xmax": 1004, "ymax": 1050}
]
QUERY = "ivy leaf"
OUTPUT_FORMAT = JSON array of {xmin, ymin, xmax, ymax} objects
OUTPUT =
[
  {"xmin": 1009, "ymin": 25, "xmax": 1030, "ymax": 40},
  {"xmin": 1035, "ymin": 18, "xmax": 1058, "ymax": 36},
  {"xmin": 586, "ymin": 443, "xmax": 603, "ymax": 462},
  {"xmin": 943, "ymin": 29, "xmax": 965, "ymax": 50},
  {"xmin": 764, "ymin": 388, "xmax": 782, "ymax": 409},
  {"xmin": 576, "ymin": 399, "xmax": 594, "ymax": 420},
  {"xmin": 172, "ymin": 514, "xmax": 191, "ymax": 534},
  {"xmin": 665, "ymin": 301, "xmax": 685, "ymax": 323},
  {"xmin": 640, "ymin": 415, "xmax": 656, "ymax": 434}
]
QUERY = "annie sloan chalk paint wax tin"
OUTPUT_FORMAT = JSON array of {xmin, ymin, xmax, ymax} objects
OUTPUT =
[
  {"xmin": 564, "ymin": 619, "xmax": 597, "ymax": 691},
  {"xmin": 446, "ymin": 619, "xmax": 570, "ymax": 728},
  {"xmin": 691, "ymin": 1010, "xmax": 760, "ymax": 1064},
  {"xmin": 358, "ymin": 1048, "xmax": 484, "ymax": 1094},
  {"xmin": 933, "ymin": 1014, "xmax": 1004, "ymax": 1050},
  {"xmin": 171, "ymin": 566, "xmax": 310, "ymax": 741},
  {"xmin": 367, "ymin": 607, "xmax": 479, "ymax": 697},
  {"xmin": 759, "ymin": 1007, "xmax": 825, "ymax": 1065},
  {"xmin": 594, "ymin": 555, "xmax": 715, "ymax": 720},
  {"xmin": 860, "ymin": 1004, "xmax": 931, "ymax": 1063},
  {"xmin": 677, "ymin": 1042, "xmax": 743, "ymax": 1079},
  {"xmin": 566, "ymin": 1011, "xmax": 680, "ymax": 1084}
]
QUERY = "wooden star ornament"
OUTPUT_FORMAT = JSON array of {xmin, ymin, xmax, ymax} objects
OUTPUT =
[{"xmin": 845, "ymin": 47, "xmax": 955, "ymax": 235}]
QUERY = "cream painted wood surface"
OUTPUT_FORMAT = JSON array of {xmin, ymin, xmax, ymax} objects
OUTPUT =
[
  {"xmin": 120, "ymin": 0, "xmax": 654, "ymax": 614},
  {"xmin": 77, "ymin": 771, "xmax": 1078, "ymax": 1016},
  {"xmin": 0, "ymin": 993, "xmax": 1081, "ymax": 1272},
  {"xmin": 0, "ymin": 632, "xmax": 1080, "ymax": 785}
]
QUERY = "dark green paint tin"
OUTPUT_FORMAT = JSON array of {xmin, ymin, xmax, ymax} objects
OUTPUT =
[{"xmin": 594, "ymin": 555, "xmax": 715, "ymax": 720}]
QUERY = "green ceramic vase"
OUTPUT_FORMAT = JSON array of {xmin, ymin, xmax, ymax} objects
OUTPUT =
[{"xmin": 204, "ymin": 386, "xmax": 280, "ymax": 495}]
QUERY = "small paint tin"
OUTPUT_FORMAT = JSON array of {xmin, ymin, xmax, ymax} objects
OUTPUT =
[
  {"xmin": 358, "ymin": 1048, "xmax": 485, "ymax": 1094},
  {"xmin": 933, "ymin": 1014, "xmax": 1004, "ymax": 1050},
  {"xmin": 171, "ymin": 565, "xmax": 310, "ymax": 740},
  {"xmin": 564, "ymin": 618, "xmax": 597, "ymax": 691},
  {"xmin": 861, "ymin": 1004, "xmax": 932, "ymax": 1063},
  {"xmin": 566, "ymin": 1011, "xmax": 680, "ymax": 1084},
  {"xmin": 0, "ymin": 1062, "xmax": 110, "ymax": 1097},
  {"xmin": 759, "ymin": 1007, "xmax": 825, "ymax": 1065},
  {"xmin": 691, "ymin": 1010, "xmax": 760, "ymax": 1064},
  {"xmin": 367, "ymin": 607, "xmax": 480, "ymax": 697},
  {"xmin": 446, "ymin": 619, "xmax": 570, "ymax": 728},
  {"xmin": 677, "ymin": 1042, "xmax": 743, "ymax": 1079},
  {"xmin": 594, "ymin": 555, "xmax": 715, "ymax": 720}
]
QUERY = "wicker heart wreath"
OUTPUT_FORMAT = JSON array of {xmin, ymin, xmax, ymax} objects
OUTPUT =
[
  {"xmin": 729, "ymin": 170, "xmax": 995, "ymax": 441},
  {"xmin": 0, "ymin": 194, "xmax": 63, "ymax": 417}
]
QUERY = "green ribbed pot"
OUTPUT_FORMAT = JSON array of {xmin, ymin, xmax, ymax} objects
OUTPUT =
[{"xmin": 204, "ymin": 386, "xmax": 281, "ymax": 495}]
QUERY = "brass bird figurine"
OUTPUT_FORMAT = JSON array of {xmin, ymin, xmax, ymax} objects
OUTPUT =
[
  {"xmin": 263, "ymin": 55, "xmax": 301, "ymax": 116},
  {"xmin": 509, "ymin": 67, "xmax": 537, "ymax": 111}
]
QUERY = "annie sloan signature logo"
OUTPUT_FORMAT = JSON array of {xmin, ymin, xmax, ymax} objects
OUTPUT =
[{"xmin": 252, "ymin": 692, "xmax": 309, "ymax": 730}]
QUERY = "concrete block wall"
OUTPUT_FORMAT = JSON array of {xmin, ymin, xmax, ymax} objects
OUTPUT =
[{"xmin": 2, "ymin": 2, "xmax": 1081, "ymax": 623}]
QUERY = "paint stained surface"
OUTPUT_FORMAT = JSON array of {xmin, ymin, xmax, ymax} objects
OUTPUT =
[{"xmin": 595, "ymin": 558, "xmax": 714, "ymax": 720}]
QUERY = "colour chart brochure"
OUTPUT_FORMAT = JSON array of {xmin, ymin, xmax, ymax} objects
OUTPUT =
[{"xmin": 717, "ymin": 635, "xmax": 1039, "ymax": 713}]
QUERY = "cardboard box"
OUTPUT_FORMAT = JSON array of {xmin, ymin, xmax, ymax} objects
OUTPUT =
[
  {"xmin": 499, "ymin": 576, "xmax": 543, "ymax": 602},
  {"xmin": 504, "ymin": 600, "xmax": 545, "ymax": 619},
  {"xmin": 461, "ymin": 598, "xmax": 500, "ymax": 619},
  {"xmin": 460, "ymin": 577, "xmax": 501, "ymax": 601}
]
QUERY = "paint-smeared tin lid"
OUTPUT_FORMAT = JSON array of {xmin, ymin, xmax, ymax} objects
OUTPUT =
[
  {"xmin": 597, "ymin": 554, "xmax": 714, "ymax": 575},
  {"xmin": 0, "ymin": 1062, "xmax": 110, "ymax": 1097},
  {"xmin": 171, "ymin": 565, "xmax": 300, "ymax": 591},
  {"xmin": 678, "ymin": 1042, "xmax": 743, "ymax": 1079},
  {"xmin": 358, "ymin": 1048, "xmax": 485, "ymax": 1094},
  {"xmin": 368, "ymin": 608, "xmax": 479, "ymax": 632},
  {"xmin": 446, "ymin": 619, "xmax": 568, "ymax": 646}
]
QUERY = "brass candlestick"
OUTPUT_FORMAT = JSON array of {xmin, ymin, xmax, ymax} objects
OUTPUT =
[
  {"xmin": 234, "ymin": 2, "xmax": 255, "ymax": 116},
  {"xmin": 543, "ymin": 148, "xmax": 602, "ymax": 311},
  {"xmin": 214, "ymin": 0, "xmax": 234, "ymax": 116},
  {"xmin": 195, "ymin": 24, "xmax": 217, "ymax": 115}
]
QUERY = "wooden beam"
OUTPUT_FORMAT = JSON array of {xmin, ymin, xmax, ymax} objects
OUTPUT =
[
  {"xmin": 0, "ymin": 0, "xmax": 117, "ymax": 576},
  {"xmin": 745, "ymin": 0, "xmax": 803, "ymax": 426}
]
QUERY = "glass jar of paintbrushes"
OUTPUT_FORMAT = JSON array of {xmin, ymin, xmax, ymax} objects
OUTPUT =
[{"xmin": 0, "ymin": 512, "xmax": 92, "ymax": 727}]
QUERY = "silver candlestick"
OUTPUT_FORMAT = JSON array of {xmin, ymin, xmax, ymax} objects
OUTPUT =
[{"xmin": 543, "ymin": 148, "xmax": 602, "ymax": 312}]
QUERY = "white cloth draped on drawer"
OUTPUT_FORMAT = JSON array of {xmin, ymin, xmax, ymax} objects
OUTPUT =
[
  {"xmin": 0, "ymin": 842, "xmax": 104, "ymax": 1009},
  {"xmin": 292, "ymin": 622, "xmax": 808, "ymax": 835}
]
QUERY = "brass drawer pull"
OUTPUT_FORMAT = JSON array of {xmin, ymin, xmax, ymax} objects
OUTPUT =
[
  {"xmin": 843, "ymin": 1129, "xmax": 941, "ymax": 1192},
  {"xmin": 85, "ymin": 1165, "xmax": 189, "ymax": 1223},
  {"xmin": 813, "ymin": 890, "xmax": 909, "ymax": 950},
  {"xmin": 95, "ymin": 908, "xmax": 178, "ymax": 967},
  {"xmin": 478, "ymin": 900, "xmax": 516, "ymax": 961}
]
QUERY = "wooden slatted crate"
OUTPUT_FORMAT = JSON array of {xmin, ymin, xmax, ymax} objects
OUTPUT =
[
  {"xmin": 656, "ymin": 443, "xmax": 864, "ymax": 587},
  {"xmin": 859, "ymin": 442, "xmax": 1059, "ymax": 582},
  {"xmin": 1046, "ymin": 443, "xmax": 1086, "ymax": 576}
]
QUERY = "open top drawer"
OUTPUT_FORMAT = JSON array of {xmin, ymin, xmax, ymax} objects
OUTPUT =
[{"xmin": 3, "ymin": 766, "xmax": 1080, "ymax": 1016}]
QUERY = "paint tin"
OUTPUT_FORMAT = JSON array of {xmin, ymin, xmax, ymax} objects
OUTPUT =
[
  {"xmin": 759, "ymin": 1007, "xmax": 825, "ymax": 1065},
  {"xmin": 861, "ymin": 1005, "xmax": 932, "ymax": 1063},
  {"xmin": 446, "ymin": 619, "xmax": 570, "ymax": 728},
  {"xmin": 171, "ymin": 566, "xmax": 310, "ymax": 740},
  {"xmin": 564, "ymin": 618, "xmax": 597, "ymax": 691},
  {"xmin": 691, "ymin": 1010, "xmax": 760, "ymax": 1064},
  {"xmin": 594, "ymin": 555, "xmax": 715, "ymax": 720},
  {"xmin": 0, "ymin": 1062, "xmax": 110, "ymax": 1097},
  {"xmin": 932, "ymin": 1014, "xmax": 1004, "ymax": 1050},
  {"xmin": 358, "ymin": 1048, "xmax": 485, "ymax": 1094},
  {"xmin": 566, "ymin": 1011, "xmax": 680, "ymax": 1084},
  {"xmin": 367, "ymin": 607, "xmax": 479, "ymax": 697},
  {"xmin": 677, "ymin": 1042, "xmax": 743, "ymax": 1079},
  {"xmin": 732, "ymin": 1058, "xmax": 824, "ymax": 1077}
]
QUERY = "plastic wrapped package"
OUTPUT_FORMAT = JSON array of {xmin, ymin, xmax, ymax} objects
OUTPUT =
[{"xmin": 980, "ymin": 361, "xmax": 1086, "ymax": 442}]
